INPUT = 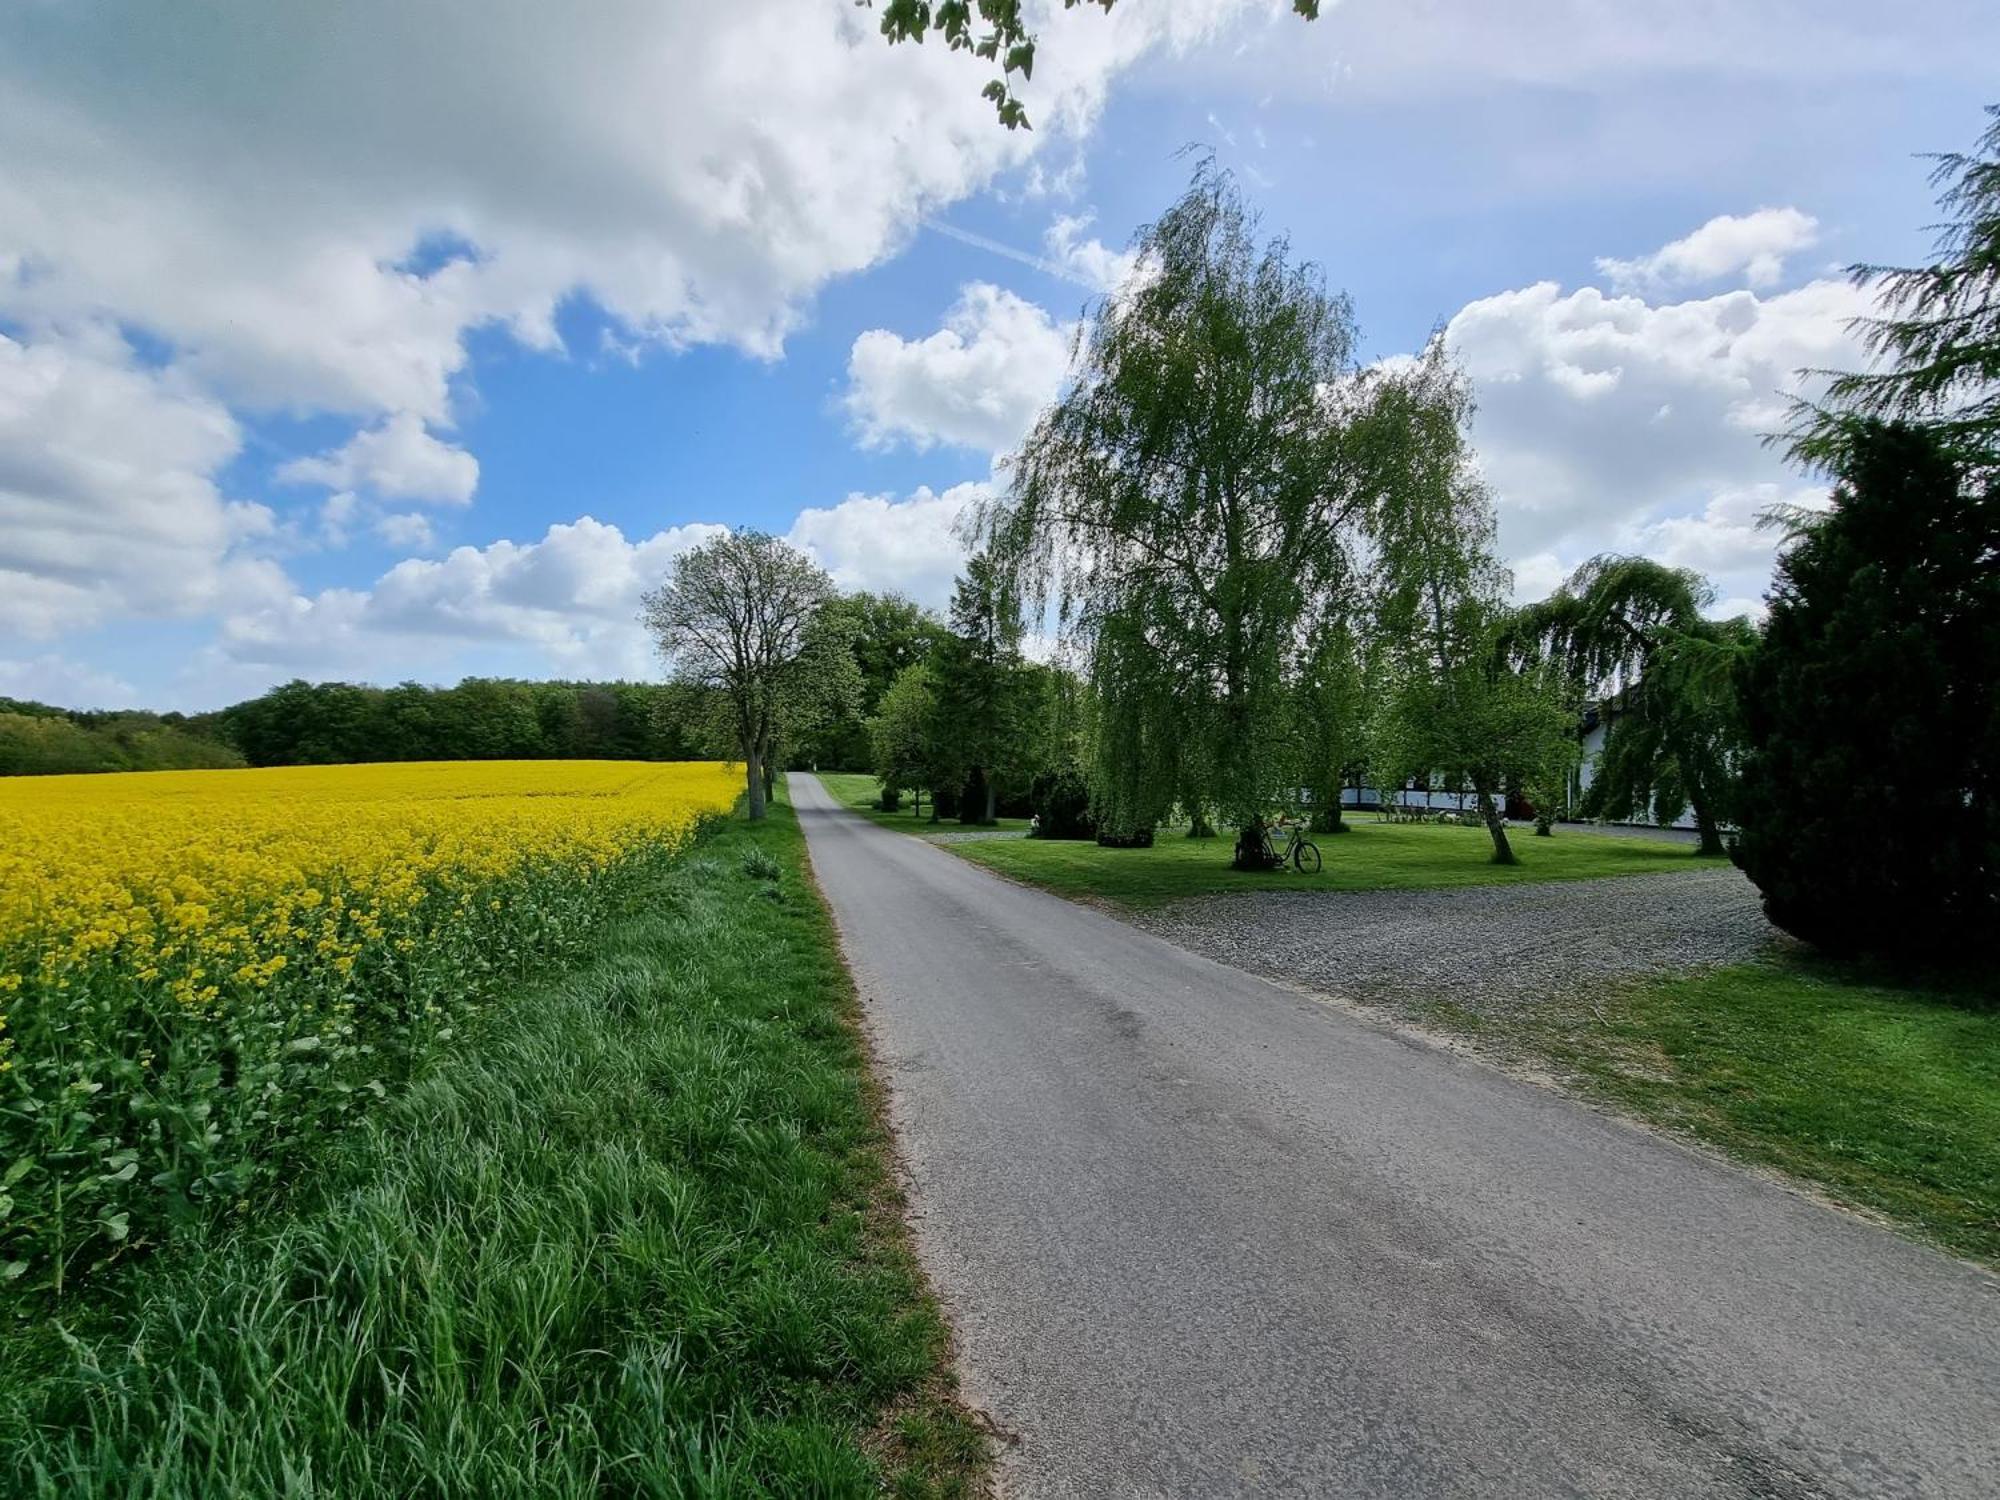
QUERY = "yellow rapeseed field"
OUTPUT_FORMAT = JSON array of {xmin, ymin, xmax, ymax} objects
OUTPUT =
[{"xmin": 0, "ymin": 760, "xmax": 740, "ymax": 1294}]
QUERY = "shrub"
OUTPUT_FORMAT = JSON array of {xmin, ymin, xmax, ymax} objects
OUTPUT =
[
  {"xmin": 876, "ymin": 785, "xmax": 902, "ymax": 812},
  {"xmin": 1029, "ymin": 767, "xmax": 1095, "ymax": 840},
  {"xmin": 1734, "ymin": 421, "xmax": 1999, "ymax": 956},
  {"xmin": 1096, "ymin": 828, "xmax": 1154, "ymax": 848}
]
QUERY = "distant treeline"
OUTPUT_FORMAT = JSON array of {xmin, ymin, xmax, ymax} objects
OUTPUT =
[
  {"xmin": 0, "ymin": 679, "xmax": 717, "ymax": 775},
  {"xmin": 0, "ymin": 698, "xmax": 246, "ymax": 776}
]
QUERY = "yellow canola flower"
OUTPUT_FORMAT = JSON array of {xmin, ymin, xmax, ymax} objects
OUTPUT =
[{"xmin": 0, "ymin": 760, "xmax": 740, "ymax": 1002}]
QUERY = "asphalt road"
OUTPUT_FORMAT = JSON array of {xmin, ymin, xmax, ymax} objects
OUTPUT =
[{"xmin": 789, "ymin": 775, "xmax": 2000, "ymax": 1500}]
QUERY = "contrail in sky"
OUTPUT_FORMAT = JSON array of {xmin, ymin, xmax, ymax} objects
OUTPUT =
[{"xmin": 921, "ymin": 218, "xmax": 1100, "ymax": 290}]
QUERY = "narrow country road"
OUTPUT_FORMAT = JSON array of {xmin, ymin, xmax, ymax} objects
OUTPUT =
[{"xmin": 789, "ymin": 775, "xmax": 2000, "ymax": 1500}]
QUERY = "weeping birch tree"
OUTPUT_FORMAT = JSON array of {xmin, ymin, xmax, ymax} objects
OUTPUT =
[
  {"xmin": 1366, "ymin": 347, "xmax": 1577, "ymax": 866},
  {"xmin": 984, "ymin": 162, "xmax": 1458, "ymax": 865},
  {"xmin": 1516, "ymin": 557, "xmax": 1751, "ymax": 856}
]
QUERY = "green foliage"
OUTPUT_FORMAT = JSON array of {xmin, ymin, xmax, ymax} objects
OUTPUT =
[
  {"xmin": 795, "ymin": 591, "xmax": 951, "ymax": 770},
  {"xmin": 1786, "ymin": 104, "xmax": 2000, "ymax": 473},
  {"xmin": 209, "ymin": 677, "xmax": 701, "ymax": 768},
  {"xmin": 1, "ymin": 832, "xmax": 696, "ymax": 1302},
  {"xmin": 0, "ymin": 708, "xmax": 243, "ymax": 776},
  {"xmin": 869, "ymin": 662, "xmax": 950, "ymax": 814},
  {"xmin": 867, "ymin": 0, "xmax": 1322, "ymax": 129},
  {"xmin": 991, "ymin": 163, "xmax": 1468, "ymax": 849},
  {"xmin": 1028, "ymin": 765, "xmax": 1094, "ymax": 840},
  {"xmin": 1520, "ymin": 556, "xmax": 1755, "ymax": 853},
  {"xmin": 0, "ymin": 803, "xmax": 988, "ymax": 1495},
  {"xmin": 1735, "ymin": 420, "xmax": 2000, "ymax": 956},
  {"xmin": 1364, "ymin": 346, "xmax": 1576, "ymax": 865},
  {"xmin": 641, "ymin": 530, "xmax": 858, "ymax": 819}
]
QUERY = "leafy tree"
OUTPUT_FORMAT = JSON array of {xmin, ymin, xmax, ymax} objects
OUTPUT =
[
  {"xmin": 1787, "ymin": 105, "xmax": 2000, "ymax": 474},
  {"xmin": 798, "ymin": 591, "xmax": 949, "ymax": 769},
  {"xmin": 1734, "ymin": 420, "xmax": 1999, "ymax": 955},
  {"xmin": 1519, "ymin": 557, "xmax": 1752, "ymax": 856},
  {"xmin": 988, "ymin": 163, "xmax": 1456, "ymax": 863},
  {"xmin": 868, "ymin": 0, "xmax": 1322, "ymax": 129},
  {"xmin": 639, "ymin": 531, "xmax": 847, "ymax": 820},
  {"xmin": 930, "ymin": 554, "xmax": 1039, "ymax": 823},
  {"xmin": 870, "ymin": 662, "xmax": 950, "ymax": 816},
  {"xmin": 1295, "ymin": 614, "xmax": 1365, "ymax": 835},
  {"xmin": 1366, "ymin": 349, "xmax": 1574, "ymax": 865}
]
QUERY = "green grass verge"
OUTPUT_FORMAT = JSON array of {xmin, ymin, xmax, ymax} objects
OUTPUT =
[
  {"xmin": 0, "ymin": 792, "xmax": 988, "ymax": 1498},
  {"xmin": 1424, "ymin": 957, "xmax": 2000, "ymax": 1266},
  {"xmin": 815, "ymin": 772, "xmax": 1032, "ymax": 836},
  {"xmin": 938, "ymin": 814, "xmax": 1719, "ymax": 910}
]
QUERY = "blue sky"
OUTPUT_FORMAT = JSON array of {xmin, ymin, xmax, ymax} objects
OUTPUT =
[{"xmin": 2, "ymin": 1, "xmax": 1993, "ymax": 710}]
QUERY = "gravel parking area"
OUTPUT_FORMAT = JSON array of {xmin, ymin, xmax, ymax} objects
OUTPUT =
[{"xmin": 1134, "ymin": 866, "xmax": 1779, "ymax": 1018}]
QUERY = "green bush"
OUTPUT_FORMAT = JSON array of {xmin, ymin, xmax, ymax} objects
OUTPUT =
[{"xmin": 1735, "ymin": 422, "xmax": 1999, "ymax": 956}]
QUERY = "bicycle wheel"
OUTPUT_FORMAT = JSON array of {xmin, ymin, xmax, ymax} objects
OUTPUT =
[{"xmin": 1293, "ymin": 839, "xmax": 1321, "ymax": 874}]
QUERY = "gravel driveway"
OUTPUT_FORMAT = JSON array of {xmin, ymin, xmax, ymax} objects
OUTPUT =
[{"xmin": 1133, "ymin": 865, "xmax": 1780, "ymax": 1017}]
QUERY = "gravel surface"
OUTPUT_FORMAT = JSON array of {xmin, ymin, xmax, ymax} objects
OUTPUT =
[
  {"xmin": 921, "ymin": 827, "xmax": 1030, "ymax": 845},
  {"xmin": 1133, "ymin": 865, "xmax": 1779, "ymax": 1017}
]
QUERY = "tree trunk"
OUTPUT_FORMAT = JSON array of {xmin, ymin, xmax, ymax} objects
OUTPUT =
[
  {"xmin": 1232, "ymin": 819, "xmax": 1269, "ymax": 870},
  {"xmin": 1474, "ymin": 779, "xmax": 1515, "ymax": 865},
  {"xmin": 984, "ymin": 777, "xmax": 997, "ymax": 825},
  {"xmin": 745, "ymin": 744, "xmax": 767, "ymax": 821},
  {"xmin": 1187, "ymin": 806, "xmax": 1216, "ymax": 839},
  {"xmin": 763, "ymin": 759, "xmax": 776, "ymax": 805},
  {"xmin": 1689, "ymin": 797, "xmax": 1726, "ymax": 857}
]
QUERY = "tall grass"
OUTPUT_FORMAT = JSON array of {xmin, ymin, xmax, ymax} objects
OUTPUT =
[{"xmin": 0, "ymin": 801, "xmax": 985, "ymax": 1497}]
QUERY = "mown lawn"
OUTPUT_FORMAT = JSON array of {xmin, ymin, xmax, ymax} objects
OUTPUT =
[
  {"xmin": 944, "ymin": 815, "xmax": 1720, "ymax": 909},
  {"xmin": 0, "ymin": 790, "xmax": 987, "ymax": 1498},
  {"xmin": 1427, "ymin": 958, "xmax": 2000, "ymax": 1266},
  {"xmin": 817, "ymin": 771, "xmax": 1033, "ymax": 836}
]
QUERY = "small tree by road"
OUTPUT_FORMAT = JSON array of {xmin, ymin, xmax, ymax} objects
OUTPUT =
[{"xmin": 640, "ymin": 531, "xmax": 854, "ymax": 820}]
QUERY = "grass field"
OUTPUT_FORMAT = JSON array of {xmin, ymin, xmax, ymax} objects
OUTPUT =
[
  {"xmin": 0, "ymin": 789, "xmax": 988, "ymax": 1496},
  {"xmin": 1427, "ymin": 958, "xmax": 2000, "ymax": 1266},
  {"xmin": 953, "ymin": 815, "xmax": 1718, "ymax": 908},
  {"xmin": 816, "ymin": 772, "xmax": 1033, "ymax": 836}
]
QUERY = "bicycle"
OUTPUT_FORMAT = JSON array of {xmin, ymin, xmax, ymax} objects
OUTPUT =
[{"xmin": 1261, "ymin": 817, "xmax": 1322, "ymax": 874}]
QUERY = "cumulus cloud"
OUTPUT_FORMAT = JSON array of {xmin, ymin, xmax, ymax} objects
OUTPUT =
[
  {"xmin": 844, "ymin": 284, "xmax": 1074, "ymax": 454},
  {"xmin": 0, "ymin": 328, "xmax": 289, "ymax": 638},
  {"xmin": 786, "ymin": 484, "xmax": 985, "ymax": 608},
  {"xmin": 0, "ymin": 1, "xmax": 1245, "ymax": 424},
  {"xmin": 209, "ymin": 483, "xmax": 988, "ymax": 694},
  {"xmin": 374, "ymin": 511, "xmax": 438, "ymax": 551},
  {"xmin": 279, "ymin": 412, "xmax": 479, "ymax": 505},
  {"xmin": 1043, "ymin": 213, "xmax": 1142, "ymax": 292},
  {"xmin": 214, "ymin": 516, "xmax": 728, "ymax": 680},
  {"xmin": 1596, "ymin": 207, "xmax": 1821, "ymax": 292},
  {"xmin": 1443, "ymin": 267, "xmax": 1871, "ymax": 608},
  {"xmin": 0, "ymin": 653, "xmax": 139, "ymax": 711}
]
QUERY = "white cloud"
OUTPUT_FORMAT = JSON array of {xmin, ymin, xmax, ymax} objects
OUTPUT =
[
  {"xmin": 1596, "ymin": 207, "xmax": 1821, "ymax": 292},
  {"xmin": 0, "ymin": 1, "xmax": 1246, "ymax": 425},
  {"xmin": 1043, "ymin": 214, "xmax": 1142, "ymax": 293},
  {"xmin": 0, "ymin": 653, "xmax": 138, "ymax": 710},
  {"xmin": 786, "ymin": 484, "xmax": 985, "ymax": 608},
  {"xmin": 208, "ymin": 483, "xmax": 987, "ymax": 693},
  {"xmin": 0, "ymin": 328, "xmax": 290, "ymax": 638},
  {"xmin": 279, "ymin": 412, "xmax": 479, "ymax": 505},
  {"xmin": 214, "ymin": 516, "xmax": 728, "ymax": 680},
  {"xmin": 374, "ymin": 511, "xmax": 437, "ymax": 550},
  {"xmin": 844, "ymin": 283, "xmax": 1074, "ymax": 454},
  {"xmin": 1445, "ymin": 267, "xmax": 1872, "ymax": 609}
]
